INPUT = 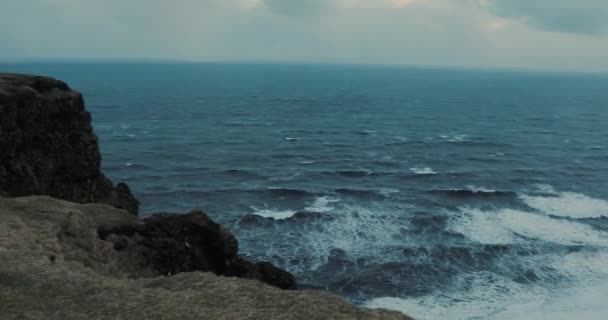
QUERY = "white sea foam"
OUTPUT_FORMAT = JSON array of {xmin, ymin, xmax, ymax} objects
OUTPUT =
[
  {"xmin": 267, "ymin": 202, "xmax": 410, "ymax": 272},
  {"xmin": 366, "ymin": 273, "xmax": 533, "ymax": 320},
  {"xmin": 447, "ymin": 134, "xmax": 468, "ymax": 142},
  {"xmin": 410, "ymin": 167, "xmax": 437, "ymax": 175},
  {"xmin": 465, "ymin": 185, "xmax": 497, "ymax": 193},
  {"xmin": 448, "ymin": 208, "xmax": 608, "ymax": 247},
  {"xmin": 284, "ymin": 137, "xmax": 301, "ymax": 141},
  {"xmin": 250, "ymin": 207, "xmax": 297, "ymax": 220},
  {"xmin": 366, "ymin": 251, "xmax": 608, "ymax": 320},
  {"xmin": 304, "ymin": 196, "xmax": 340, "ymax": 213},
  {"xmin": 521, "ymin": 190, "xmax": 608, "ymax": 219},
  {"xmin": 366, "ymin": 278, "xmax": 608, "ymax": 320},
  {"xmin": 447, "ymin": 209, "xmax": 517, "ymax": 245},
  {"xmin": 534, "ymin": 184, "xmax": 557, "ymax": 194}
]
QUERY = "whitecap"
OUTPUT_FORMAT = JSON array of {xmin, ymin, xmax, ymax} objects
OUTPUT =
[
  {"xmin": 410, "ymin": 167, "xmax": 437, "ymax": 175},
  {"xmin": 447, "ymin": 134, "xmax": 468, "ymax": 142},
  {"xmin": 304, "ymin": 196, "xmax": 340, "ymax": 213},
  {"xmin": 447, "ymin": 208, "xmax": 517, "ymax": 245},
  {"xmin": 448, "ymin": 208, "xmax": 608, "ymax": 247},
  {"xmin": 534, "ymin": 184, "xmax": 557, "ymax": 194},
  {"xmin": 365, "ymin": 273, "xmax": 532, "ymax": 320},
  {"xmin": 250, "ymin": 207, "xmax": 297, "ymax": 220},
  {"xmin": 366, "ymin": 250, "xmax": 608, "ymax": 320},
  {"xmin": 465, "ymin": 185, "xmax": 497, "ymax": 193},
  {"xmin": 521, "ymin": 191, "xmax": 608, "ymax": 219},
  {"xmin": 284, "ymin": 137, "xmax": 300, "ymax": 141}
]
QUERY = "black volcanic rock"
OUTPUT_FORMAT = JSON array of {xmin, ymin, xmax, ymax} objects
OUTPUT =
[
  {"xmin": 99, "ymin": 210, "xmax": 296, "ymax": 289},
  {"xmin": 0, "ymin": 73, "xmax": 139, "ymax": 214}
]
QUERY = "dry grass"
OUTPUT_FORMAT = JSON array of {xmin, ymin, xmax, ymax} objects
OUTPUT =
[{"xmin": 0, "ymin": 196, "xmax": 411, "ymax": 320}]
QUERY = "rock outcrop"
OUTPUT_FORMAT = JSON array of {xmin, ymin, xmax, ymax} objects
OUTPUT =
[
  {"xmin": 0, "ymin": 73, "xmax": 139, "ymax": 215},
  {"xmin": 0, "ymin": 73, "xmax": 295, "ymax": 290},
  {"xmin": 99, "ymin": 210, "xmax": 296, "ymax": 289},
  {"xmin": 0, "ymin": 196, "xmax": 411, "ymax": 320}
]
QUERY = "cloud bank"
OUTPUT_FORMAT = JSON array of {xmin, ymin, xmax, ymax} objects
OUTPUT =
[
  {"xmin": 485, "ymin": 0, "xmax": 608, "ymax": 35},
  {"xmin": 1, "ymin": 0, "xmax": 608, "ymax": 71}
]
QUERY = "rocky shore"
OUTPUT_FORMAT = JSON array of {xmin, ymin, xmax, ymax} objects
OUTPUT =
[{"xmin": 0, "ymin": 73, "xmax": 411, "ymax": 319}]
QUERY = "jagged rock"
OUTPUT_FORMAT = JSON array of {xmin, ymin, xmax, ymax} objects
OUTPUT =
[
  {"xmin": 0, "ymin": 73, "xmax": 139, "ymax": 215},
  {"xmin": 98, "ymin": 210, "xmax": 296, "ymax": 289}
]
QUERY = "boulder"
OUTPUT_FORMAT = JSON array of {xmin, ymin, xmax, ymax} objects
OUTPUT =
[{"xmin": 99, "ymin": 210, "xmax": 296, "ymax": 289}]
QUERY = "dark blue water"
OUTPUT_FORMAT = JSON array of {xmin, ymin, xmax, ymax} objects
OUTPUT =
[{"xmin": 3, "ymin": 62, "xmax": 608, "ymax": 319}]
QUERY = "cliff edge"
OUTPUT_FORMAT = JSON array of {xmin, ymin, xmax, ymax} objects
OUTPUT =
[
  {"xmin": 0, "ymin": 73, "xmax": 412, "ymax": 319},
  {"xmin": 0, "ymin": 73, "xmax": 139, "ymax": 215},
  {"xmin": 0, "ymin": 196, "xmax": 410, "ymax": 319}
]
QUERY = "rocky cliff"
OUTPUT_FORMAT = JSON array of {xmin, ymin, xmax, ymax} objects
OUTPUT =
[
  {"xmin": 0, "ymin": 73, "xmax": 139, "ymax": 215},
  {"xmin": 0, "ymin": 73, "xmax": 412, "ymax": 319}
]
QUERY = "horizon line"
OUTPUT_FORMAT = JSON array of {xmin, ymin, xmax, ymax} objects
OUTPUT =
[{"xmin": 1, "ymin": 58, "xmax": 607, "ymax": 77}]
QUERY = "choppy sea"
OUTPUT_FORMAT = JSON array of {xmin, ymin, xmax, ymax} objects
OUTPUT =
[{"xmin": 4, "ymin": 62, "xmax": 608, "ymax": 319}]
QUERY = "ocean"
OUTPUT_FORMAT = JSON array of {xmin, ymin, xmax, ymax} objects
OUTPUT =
[{"xmin": 3, "ymin": 62, "xmax": 608, "ymax": 320}]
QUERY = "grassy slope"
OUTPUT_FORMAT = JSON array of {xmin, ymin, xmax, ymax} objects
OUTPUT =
[{"xmin": 0, "ymin": 196, "xmax": 411, "ymax": 320}]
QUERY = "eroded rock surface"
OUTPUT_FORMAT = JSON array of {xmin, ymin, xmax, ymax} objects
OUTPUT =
[
  {"xmin": 99, "ymin": 210, "xmax": 296, "ymax": 289},
  {"xmin": 0, "ymin": 73, "xmax": 139, "ymax": 214}
]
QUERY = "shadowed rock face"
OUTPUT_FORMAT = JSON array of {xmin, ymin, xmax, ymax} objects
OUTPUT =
[
  {"xmin": 0, "ymin": 73, "xmax": 139, "ymax": 215},
  {"xmin": 99, "ymin": 210, "xmax": 297, "ymax": 290}
]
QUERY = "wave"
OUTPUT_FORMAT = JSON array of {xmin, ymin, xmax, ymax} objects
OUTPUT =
[
  {"xmin": 142, "ymin": 187, "xmax": 318, "ymax": 199},
  {"xmin": 240, "ymin": 210, "xmax": 328, "ymax": 225},
  {"xmin": 427, "ymin": 187, "xmax": 516, "ymax": 198},
  {"xmin": 365, "ymin": 250, "xmax": 608, "ymax": 320},
  {"xmin": 351, "ymin": 130, "xmax": 377, "ymax": 136},
  {"xmin": 410, "ymin": 167, "xmax": 437, "ymax": 175},
  {"xmin": 334, "ymin": 188, "xmax": 385, "ymax": 198},
  {"xmin": 239, "ymin": 196, "xmax": 341, "ymax": 224},
  {"xmin": 221, "ymin": 169, "xmax": 268, "ymax": 179},
  {"xmin": 239, "ymin": 202, "xmax": 408, "ymax": 273},
  {"xmin": 335, "ymin": 170, "xmax": 372, "ymax": 178},
  {"xmin": 299, "ymin": 160, "xmax": 317, "ymax": 165},
  {"xmin": 521, "ymin": 189, "xmax": 608, "ymax": 219},
  {"xmin": 250, "ymin": 207, "xmax": 297, "ymax": 220},
  {"xmin": 304, "ymin": 196, "xmax": 340, "ymax": 213},
  {"xmin": 264, "ymin": 187, "xmax": 317, "ymax": 197},
  {"xmin": 447, "ymin": 208, "xmax": 608, "ymax": 247}
]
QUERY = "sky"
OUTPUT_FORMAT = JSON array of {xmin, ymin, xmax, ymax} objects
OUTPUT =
[{"xmin": 1, "ymin": 0, "xmax": 608, "ymax": 72}]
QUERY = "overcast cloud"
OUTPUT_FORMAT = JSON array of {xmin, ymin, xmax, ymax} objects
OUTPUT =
[{"xmin": 1, "ymin": 0, "xmax": 607, "ymax": 71}]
